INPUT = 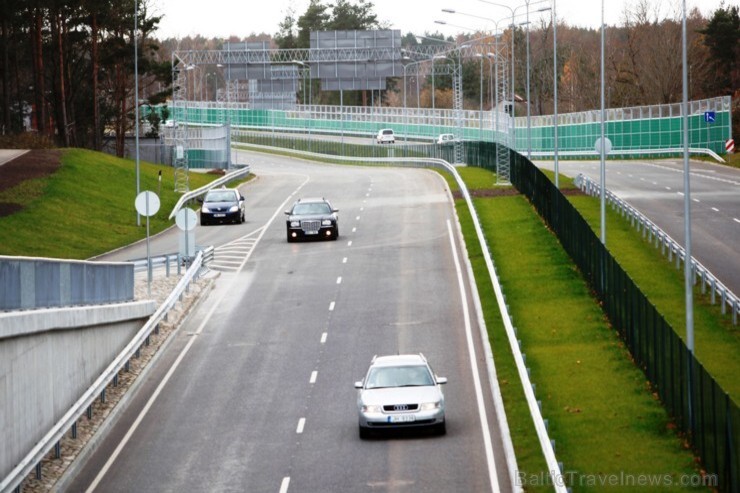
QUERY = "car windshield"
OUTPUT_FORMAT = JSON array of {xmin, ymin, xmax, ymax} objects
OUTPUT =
[
  {"xmin": 365, "ymin": 365, "xmax": 434, "ymax": 389},
  {"xmin": 205, "ymin": 191, "xmax": 236, "ymax": 203},
  {"xmin": 293, "ymin": 202, "xmax": 331, "ymax": 215}
]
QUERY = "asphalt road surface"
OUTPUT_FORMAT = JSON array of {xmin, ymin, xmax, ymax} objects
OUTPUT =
[
  {"xmin": 71, "ymin": 152, "xmax": 513, "ymax": 492},
  {"xmin": 537, "ymin": 158, "xmax": 740, "ymax": 296}
]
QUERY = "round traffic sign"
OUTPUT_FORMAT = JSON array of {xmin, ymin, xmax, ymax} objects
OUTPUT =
[
  {"xmin": 595, "ymin": 137, "xmax": 612, "ymax": 155},
  {"xmin": 135, "ymin": 191, "xmax": 160, "ymax": 217},
  {"xmin": 175, "ymin": 207, "xmax": 198, "ymax": 231}
]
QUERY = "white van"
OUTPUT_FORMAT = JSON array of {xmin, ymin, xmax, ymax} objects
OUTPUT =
[
  {"xmin": 437, "ymin": 133, "xmax": 456, "ymax": 145},
  {"xmin": 376, "ymin": 128, "xmax": 395, "ymax": 144}
]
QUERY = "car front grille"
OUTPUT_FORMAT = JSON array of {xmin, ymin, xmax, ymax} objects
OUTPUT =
[
  {"xmin": 301, "ymin": 220, "xmax": 321, "ymax": 232},
  {"xmin": 383, "ymin": 404, "xmax": 419, "ymax": 412}
]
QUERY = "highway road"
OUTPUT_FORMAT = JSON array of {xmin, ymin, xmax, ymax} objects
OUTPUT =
[
  {"xmin": 72, "ymin": 152, "xmax": 513, "ymax": 492},
  {"xmin": 537, "ymin": 158, "xmax": 740, "ymax": 296}
]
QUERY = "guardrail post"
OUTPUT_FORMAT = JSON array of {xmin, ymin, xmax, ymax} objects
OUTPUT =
[
  {"xmin": 35, "ymin": 462, "xmax": 41, "ymax": 480},
  {"xmin": 166, "ymin": 255, "xmax": 171, "ymax": 277},
  {"xmin": 55, "ymin": 441, "xmax": 61, "ymax": 459},
  {"xmin": 87, "ymin": 405, "xmax": 92, "ymax": 419},
  {"xmin": 100, "ymin": 389, "xmax": 106, "ymax": 403},
  {"xmin": 71, "ymin": 422, "xmax": 77, "ymax": 439}
]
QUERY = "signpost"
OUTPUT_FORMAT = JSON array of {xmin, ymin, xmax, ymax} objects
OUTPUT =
[
  {"xmin": 134, "ymin": 191, "xmax": 161, "ymax": 297},
  {"xmin": 175, "ymin": 207, "xmax": 197, "ymax": 267}
]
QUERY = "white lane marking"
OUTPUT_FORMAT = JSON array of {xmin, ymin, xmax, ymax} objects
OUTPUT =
[
  {"xmin": 734, "ymin": 218, "xmax": 740, "ymax": 224},
  {"xmin": 337, "ymin": 277, "xmax": 342, "ymax": 284},
  {"xmin": 711, "ymin": 207, "xmax": 719, "ymax": 212},
  {"xmin": 279, "ymin": 477, "xmax": 290, "ymax": 493},
  {"xmin": 347, "ymin": 240, "xmax": 353, "ymax": 247},
  {"xmin": 310, "ymin": 371, "xmax": 318, "ymax": 384},
  {"xmin": 666, "ymin": 186, "xmax": 672, "ymax": 191},
  {"xmin": 296, "ymin": 418, "xmax": 306, "ymax": 434},
  {"xmin": 356, "ymin": 216, "xmax": 361, "ymax": 221},
  {"xmin": 85, "ymin": 179, "xmax": 312, "ymax": 493},
  {"xmin": 352, "ymin": 227, "xmax": 357, "ymax": 233},
  {"xmin": 693, "ymin": 198, "xmax": 700, "ymax": 203},
  {"xmin": 446, "ymin": 219, "xmax": 500, "ymax": 493},
  {"xmin": 365, "ymin": 193, "xmax": 370, "ymax": 197},
  {"xmin": 360, "ymin": 207, "xmax": 364, "ymax": 212},
  {"xmin": 329, "ymin": 301, "xmax": 335, "ymax": 311},
  {"xmin": 342, "ymin": 257, "xmax": 348, "ymax": 264},
  {"xmin": 321, "ymin": 332, "xmax": 328, "ymax": 343}
]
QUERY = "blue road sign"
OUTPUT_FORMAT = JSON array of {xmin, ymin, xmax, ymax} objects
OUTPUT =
[{"xmin": 704, "ymin": 111, "xmax": 716, "ymax": 123}]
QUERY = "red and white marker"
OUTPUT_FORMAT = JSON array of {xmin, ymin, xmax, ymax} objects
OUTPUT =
[{"xmin": 726, "ymin": 138, "xmax": 735, "ymax": 153}]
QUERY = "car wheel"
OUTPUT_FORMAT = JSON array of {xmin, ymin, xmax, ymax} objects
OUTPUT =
[
  {"xmin": 359, "ymin": 426, "xmax": 372, "ymax": 440},
  {"xmin": 331, "ymin": 227, "xmax": 339, "ymax": 241}
]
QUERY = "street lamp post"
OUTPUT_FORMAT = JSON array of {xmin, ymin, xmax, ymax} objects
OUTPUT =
[
  {"xmin": 478, "ymin": 0, "xmax": 549, "ymax": 156},
  {"xmin": 134, "ymin": 0, "xmax": 140, "ymax": 226}
]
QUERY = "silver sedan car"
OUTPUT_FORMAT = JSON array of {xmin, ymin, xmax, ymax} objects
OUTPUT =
[{"xmin": 354, "ymin": 354, "xmax": 447, "ymax": 438}]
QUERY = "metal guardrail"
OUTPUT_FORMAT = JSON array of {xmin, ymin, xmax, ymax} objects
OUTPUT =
[
  {"xmin": 0, "ymin": 256, "xmax": 133, "ymax": 311},
  {"xmin": 575, "ymin": 174, "xmax": 739, "ymax": 325},
  {"xmin": 0, "ymin": 250, "xmax": 208, "ymax": 493},
  {"xmin": 531, "ymin": 147, "xmax": 725, "ymax": 163},
  {"xmin": 131, "ymin": 246, "xmax": 215, "ymax": 277},
  {"xmin": 168, "ymin": 166, "xmax": 251, "ymax": 220}
]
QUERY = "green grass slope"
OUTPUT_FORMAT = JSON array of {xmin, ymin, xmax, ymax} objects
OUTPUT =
[{"xmin": 0, "ymin": 149, "xmax": 218, "ymax": 259}]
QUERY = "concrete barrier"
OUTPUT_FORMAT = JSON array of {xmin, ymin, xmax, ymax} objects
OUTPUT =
[{"xmin": 0, "ymin": 300, "xmax": 155, "ymax": 485}]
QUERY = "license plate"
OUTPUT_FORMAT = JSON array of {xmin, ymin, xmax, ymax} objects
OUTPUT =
[
  {"xmin": 305, "ymin": 230, "xmax": 319, "ymax": 235},
  {"xmin": 389, "ymin": 414, "xmax": 416, "ymax": 423},
  {"xmin": 214, "ymin": 213, "xmax": 225, "ymax": 218}
]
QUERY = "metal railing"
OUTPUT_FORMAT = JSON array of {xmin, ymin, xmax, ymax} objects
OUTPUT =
[
  {"xmin": 0, "ymin": 256, "xmax": 133, "ymax": 312},
  {"xmin": 1, "ymin": 250, "xmax": 209, "ymax": 493},
  {"xmin": 131, "ymin": 246, "xmax": 216, "ymax": 276},
  {"xmin": 575, "ymin": 174, "xmax": 739, "ymax": 325}
]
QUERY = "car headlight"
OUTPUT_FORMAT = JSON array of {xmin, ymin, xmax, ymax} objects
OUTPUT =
[
  {"xmin": 322, "ymin": 219, "xmax": 332, "ymax": 226},
  {"xmin": 362, "ymin": 404, "xmax": 382, "ymax": 413},
  {"xmin": 229, "ymin": 205, "xmax": 239, "ymax": 213},
  {"xmin": 201, "ymin": 206, "xmax": 211, "ymax": 213},
  {"xmin": 290, "ymin": 220, "xmax": 300, "ymax": 227},
  {"xmin": 420, "ymin": 402, "xmax": 441, "ymax": 411}
]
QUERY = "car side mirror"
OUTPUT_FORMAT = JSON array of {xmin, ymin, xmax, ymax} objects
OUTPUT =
[
  {"xmin": 333, "ymin": 209, "xmax": 339, "ymax": 213},
  {"xmin": 284, "ymin": 210, "xmax": 290, "ymax": 215},
  {"xmin": 436, "ymin": 377, "xmax": 447, "ymax": 385},
  {"xmin": 197, "ymin": 198, "xmax": 203, "ymax": 203},
  {"xmin": 240, "ymin": 195, "xmax": 245, "ymax": 201},
  {"xmin": 354, "ymin": 381, "xmax": 363, "ymax": 389}
]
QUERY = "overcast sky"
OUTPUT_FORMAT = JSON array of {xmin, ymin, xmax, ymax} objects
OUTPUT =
[{"xmin": 152, "ymin": 0, "xmax": 730, "ymax": 39}]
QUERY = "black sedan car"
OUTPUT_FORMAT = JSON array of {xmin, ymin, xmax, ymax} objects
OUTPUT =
[
  {"xmin": 285, "ymin": 197, "xmax": 339, "ymax": 242},
  {"xmin": 199, "ymin": 188, "xmax": 245, "ymax": 225}
]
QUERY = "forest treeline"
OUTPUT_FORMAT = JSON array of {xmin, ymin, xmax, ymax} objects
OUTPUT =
[{"xmin": 0, "ymin": 0, "xmax": 737, "ymax": 154}]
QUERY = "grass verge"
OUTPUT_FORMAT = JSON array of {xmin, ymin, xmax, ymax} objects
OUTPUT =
[
  {"xmin": 0, "ymin": 148, "xmax": 221, "ymax": 259},
  {"xmin": 563, "ymin": 182, "xmax": 740, "ymax": 402},
  {"xmin": 448, "ymin": 166, "xmax": 710, "ymax": 492}
]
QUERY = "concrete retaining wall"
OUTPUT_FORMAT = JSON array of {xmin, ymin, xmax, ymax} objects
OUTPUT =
[{"xmin": 0, "ymin": 301, "xmax": 156, "ymax": 481}]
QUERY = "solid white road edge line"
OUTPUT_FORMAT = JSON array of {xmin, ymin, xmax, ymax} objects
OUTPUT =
[
  {"xmin": 279, "ymin": 477, "xmax": 290, "ymax": 493},
  {"xmin": 446, "ymin": 219, "xmax": 500, "ymax": 493}
]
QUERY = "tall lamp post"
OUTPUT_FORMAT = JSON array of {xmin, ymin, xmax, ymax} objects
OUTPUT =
[
  {"xmin": 478, "ymin": 0, "xmax": 549, "ymax": 156},
  {"xmin": 680, "ymin": 0, "xmax": 695, "ymax": 430},
  {"xmin": 134, "ymin": 0, "xmax": 140, "ymax": 226}
]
